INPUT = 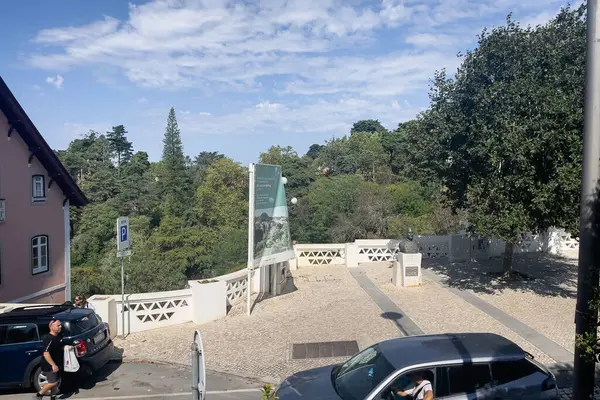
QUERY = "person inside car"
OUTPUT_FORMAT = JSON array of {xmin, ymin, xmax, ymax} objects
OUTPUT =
[{"xmin": 391, "ymin": 371, "xmax": 433, "ymax": 400}]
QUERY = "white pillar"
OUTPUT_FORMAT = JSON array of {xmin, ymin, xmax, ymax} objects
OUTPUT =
[{"xmin": 345, "ymin": 243, "xmax": 359, "ymax": 268}]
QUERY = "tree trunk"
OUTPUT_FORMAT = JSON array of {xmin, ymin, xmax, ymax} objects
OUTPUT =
[{"xmin": 503, "ymin": 242, "xmax": 514, "ymax": 274}]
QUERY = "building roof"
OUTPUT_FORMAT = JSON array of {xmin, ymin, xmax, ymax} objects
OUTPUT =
[
  {"xmin": 0, "ymin": 77, "xmax": 88, "ymax": 207},
  {"xmin": 378, "ymin": 332, "xmax": 525, "ymax": 370}
]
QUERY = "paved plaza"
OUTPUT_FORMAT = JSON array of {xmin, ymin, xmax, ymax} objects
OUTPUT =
[
  {"xmin": 115, "ymin": 254, "xmax": 579, "ymax": 392},
  {"xmin": 116, "ymin": 265, "xmax": 401, "ymax": 383}
]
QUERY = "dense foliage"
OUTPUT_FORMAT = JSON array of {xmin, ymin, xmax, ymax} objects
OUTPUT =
[
  {"xmin": 59, "ymin": 114, "xmax": 459, "ymax": 296},
  {"xmin": 59, "ymin": 5, "xmax": 586, "ymax": 297},
  {"xmin": 404, "ymin": 5, "xmax": 586, "ymax": 272}
]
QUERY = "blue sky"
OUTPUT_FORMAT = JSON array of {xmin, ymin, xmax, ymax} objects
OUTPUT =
[{"xmin": 0, "ymin": 0, "xmax": 577, "ymax": 164}]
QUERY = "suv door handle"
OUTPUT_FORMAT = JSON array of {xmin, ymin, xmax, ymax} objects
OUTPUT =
[{"xmin": 25, "ymin": 350, "xmax": 39, "ymax": 354}]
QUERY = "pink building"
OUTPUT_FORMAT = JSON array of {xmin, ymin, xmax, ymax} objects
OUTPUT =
[{"xmin": 0, "ymin": 77, "xmax": 87, "ymax": 303}]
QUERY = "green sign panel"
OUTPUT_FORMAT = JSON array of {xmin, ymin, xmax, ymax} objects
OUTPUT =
[{"xmin": 253, "ymin": 164, "xmax": 294, "ymax": 268}]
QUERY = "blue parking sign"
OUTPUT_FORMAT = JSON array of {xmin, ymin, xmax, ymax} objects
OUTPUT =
[{"xmin": 117, "ymin": 217, "xmax": 130, "ymax": 252}]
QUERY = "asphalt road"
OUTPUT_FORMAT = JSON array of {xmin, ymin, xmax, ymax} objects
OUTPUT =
[{"xmin": 0, "ymin": 362, "xmax": 264, "ymax": 400}]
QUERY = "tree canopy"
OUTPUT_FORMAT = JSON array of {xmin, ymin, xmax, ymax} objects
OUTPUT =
[{"xmin": 403, "ymin": 5, "xmax": 585, "ymax": 272}]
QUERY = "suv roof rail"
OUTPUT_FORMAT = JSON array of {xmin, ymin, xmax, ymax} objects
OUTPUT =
[{"xmin": 0, "ymin": 302, "xmax": 76, "ymax": 317}]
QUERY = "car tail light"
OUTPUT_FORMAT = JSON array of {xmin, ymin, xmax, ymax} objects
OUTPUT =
[
  {"xmin": 74, "ymin": 340, "xmax": 87, "ymax": 357},
  {"xmin": 542, "ymin": 377, "xmax": 556, "ymax": 391},
  {"xmin": 104, "ymin": 322, "xmax": 110, "ymax": 336}
]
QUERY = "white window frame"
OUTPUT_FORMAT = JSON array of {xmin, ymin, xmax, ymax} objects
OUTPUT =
[
  {"xmin": 32, "ymin": 175, "xmax": 46, "ymax": 202},
  {"xmin": 31, "ymin": 235, "xmax": 49, "ymax": 275},
  {"xmin": 0, "ymin": 199, "xmax": 5, "ymax": 222}
]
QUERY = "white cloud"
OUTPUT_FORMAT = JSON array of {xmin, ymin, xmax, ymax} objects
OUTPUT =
[
  {"xmin": 45, "ymin": 75, "xmax": 64, "ymax": 89},
  {"xmin": 28, "ymin": 0, "xmax": 565, "ymax": 91},
  {"xmin": 174, "ymin": 96, "xmax": 425, "ymax": 137},
  {"xmin": 61, "ymin": 122, "xmax": 111, "ymax": 145},
  {"xmin": 255, "ymin": 101, "xmax": 285, "ymax": 110},
  {"xmin": 29, "ymin": 0, "xmax": 571, "ymax": 138}
]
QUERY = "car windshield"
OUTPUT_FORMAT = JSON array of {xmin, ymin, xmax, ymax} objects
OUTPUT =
[{"xmin": 333, "ymin": 344, "xmax": 396, "ymax": 400}]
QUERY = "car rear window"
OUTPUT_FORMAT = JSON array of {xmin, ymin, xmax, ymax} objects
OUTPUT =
[{"xmin": 64, "ymin": 313, "xmax": 100, "ymax": 335}]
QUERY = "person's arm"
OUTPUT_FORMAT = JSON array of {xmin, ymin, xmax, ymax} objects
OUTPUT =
[
  {"xmin": 421, "ymin": 381, "xmax": 433, "ymax": 400},
  {"xmin": 42, "ymin": 338, "xmax": 59, "ymax": 372},
  {"xmin": 395, "ymin": 387, "xmax": 413, "ymax": 397}
]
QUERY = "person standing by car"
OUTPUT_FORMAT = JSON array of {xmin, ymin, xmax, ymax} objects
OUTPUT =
[
  {"xmin": 35, "ymin": 319, "xmax": 71, "ymax": 400},
  {"xmin": 75, "ymin": 295, "xmax": 95, "ymax": 311},
  {"xmin": 392, "ymin": 371, "xmax": 433, "ymax": 400}
]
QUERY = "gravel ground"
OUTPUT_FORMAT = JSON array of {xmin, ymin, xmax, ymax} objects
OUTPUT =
[
  {"xmin": 115, "ymin": 265, "xmax": 401, "ymax": 383},
  {"xmin": 423, "ymin": 253, "xmax": 577, "ymax": 355},
  {"xmin": 361, "ymin": 263, "xmax": 557, "ymax": 365}
]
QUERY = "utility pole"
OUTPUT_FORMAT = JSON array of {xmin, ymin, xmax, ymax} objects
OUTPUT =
[{"xmin": 574, "ymin": 1, "xmax": 600, "ymax": 398}]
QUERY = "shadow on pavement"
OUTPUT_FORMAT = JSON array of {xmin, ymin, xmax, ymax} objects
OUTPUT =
[
  {"xmin": 0, "ymin": 360, "xmax": 123, "ymax": 398},
  {"xmin": 58, "ymin": 360, "xmax": 123, "ymax": 399},
  {"xmin": 249, "ymin": 276, "xmax": 298, "ymax": 314},
  {"xmin": 423, "ymin": 253, "xmax": 577, "ymax": 298}
]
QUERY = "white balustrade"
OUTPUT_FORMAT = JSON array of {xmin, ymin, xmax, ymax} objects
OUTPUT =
[
  {"xmin": 110, "ymin": 289, "xmax": 192, "ymax": 335},
  {"xmin": 216, "ymin": 269, "xmax": 249, "ymax": 306},
  {"xmin": 295, "ymin": 243, "xmax": 346, "ymax": 266},
  {"xmin": 89, "ymin": 227, "xmax": 579, "ymax": 334},
  {"xmin": 414, "ymin": 236, "xmax": 450, "ymax": 259},
  {"xmin": 356, "ymin": 239, "xmax": 399, "ymax": 263}
]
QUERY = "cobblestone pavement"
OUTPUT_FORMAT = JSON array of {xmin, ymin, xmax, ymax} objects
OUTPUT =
[
  {"xmin": 361, "ymin": 264, "xmax": 557, "ymax": 365},
  {"xmin": 423, "ymin": 253, "xmax": 577, "ymax": 356},
  {"xmin": 558, "ymin": 386, "xmax": 600, "ymax": 399},
  {"xmin": 115, "ymin": 265, "xmax": 401, "ymax": 383}
]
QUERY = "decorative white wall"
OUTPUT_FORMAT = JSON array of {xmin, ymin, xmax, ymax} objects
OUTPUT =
[
  {"xmin": 89, "ymin": 227, "xmax": 578, "ymax": 334},
  {"xmin": 295, "ymin": 243, "xmax": 346, "ymax": 267}
]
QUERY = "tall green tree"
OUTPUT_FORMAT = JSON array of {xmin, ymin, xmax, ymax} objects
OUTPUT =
[
  {"xmin": 160, "ymin": 108, "xmax": 192, "ymax": 217},
  {"xmin": 196, "ymin": 158, "xmax": 248, "ymax": 229},
  {"xmin": 413, "ymin": 6, "xmax": 585, "ymax": 273},
  {"xmin": 106, "ymin": 125, "xmax": 133, "ymax": 169},
  {"xmin": 350, "ymin": 119, "xmax": 388, "ymax": 135},
  {"xmin": 306, "ymin": 144, "xmax": 325, "ymax": 159},
  {"xmin": 191, "ymin": 151, "xmax": 225, "ymax": 185}
]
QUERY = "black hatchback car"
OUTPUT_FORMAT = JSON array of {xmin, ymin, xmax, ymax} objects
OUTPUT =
[{"xmin": 0, "ymin": 303, "xmax": 115, "ymax": 392}]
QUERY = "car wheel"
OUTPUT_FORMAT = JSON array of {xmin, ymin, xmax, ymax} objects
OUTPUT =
[{"xmin": 32, "ymin": 367, "xmax": 60, "ymax": 394}]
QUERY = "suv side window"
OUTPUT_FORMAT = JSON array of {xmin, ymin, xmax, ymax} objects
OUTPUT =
[
  {"xmin": 445, "ymin": 363, "xmax": 493, "ymax": 395},
  {"xmin": 378, "ymin": 368, "xmax": 436, "ymax": 399},
  {"xmin": 0, "ymin": 323, "xmax": 39, "ymax": 345},
  {"xmin": 491, "ymin": 359, "xmax": 543, "ymax": 385},
  {"xmin": 37, "ymin": 322, "xmax": 51, "ymax": 340}
]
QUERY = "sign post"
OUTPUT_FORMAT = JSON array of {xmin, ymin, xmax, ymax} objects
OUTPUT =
[
  {"xmin": 247, "ymin": 164, "xmax": 255, "ymax": 316},
  {"xmin": 116, "ymin": 217, "xmax": 130, "ymax": 338},
  {"xmin": 191, "ymin": 330, "xmax": 206, "ymax": 400}
]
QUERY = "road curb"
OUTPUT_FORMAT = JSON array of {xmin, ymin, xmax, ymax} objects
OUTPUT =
[{"xmin": 119, "ymin": 357, "xmax": 279, "ymax": 385}]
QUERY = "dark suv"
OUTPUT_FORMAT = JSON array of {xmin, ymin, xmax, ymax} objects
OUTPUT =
[{"xmin": 0, "ymin": 303, "xmax": 115, "ymax": 392}]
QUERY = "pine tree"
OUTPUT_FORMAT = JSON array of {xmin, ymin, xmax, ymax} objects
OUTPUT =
[
  {"xmin": 106, "ymin": 125, "xmax": 133, "ymax": 168},
  {"xmin": 160, "ymin": 108, "xmax": 191, "ymax": 217}
]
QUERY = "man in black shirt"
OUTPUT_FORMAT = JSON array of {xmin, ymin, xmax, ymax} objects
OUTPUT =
[{"xmin": 36, "ymin": 319, "xmax": 71, "ymax": 400}]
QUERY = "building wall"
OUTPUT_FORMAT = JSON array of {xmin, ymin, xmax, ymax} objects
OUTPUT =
[{"xmin": 0, "ymin": 110, "xmax": 68, "ymax": 303}]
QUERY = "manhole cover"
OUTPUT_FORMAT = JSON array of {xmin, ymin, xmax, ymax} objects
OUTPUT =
[{"xmin": 291, "ymin": 341, "xmax": 359, "ymax": 360}]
